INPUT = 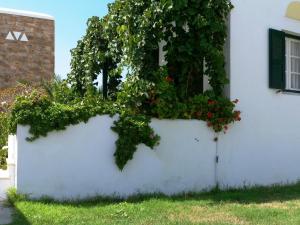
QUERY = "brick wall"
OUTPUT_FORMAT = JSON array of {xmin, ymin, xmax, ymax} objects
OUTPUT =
[{"xmin": 0, "ymin": 12, "xmax": 54, "ymax": 88}]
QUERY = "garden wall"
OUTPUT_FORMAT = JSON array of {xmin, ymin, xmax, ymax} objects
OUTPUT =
[
  {"xmin": 15, "ymin": 115, "xmax": 217, "ymax": 199},
  {"xmin": 11, "ymin": 112, "xmax": 300, "ymax": 200}
]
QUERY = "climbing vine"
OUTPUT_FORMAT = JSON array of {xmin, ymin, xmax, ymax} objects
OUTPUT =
[
  {"xmin": 6, "ymin": 0, "xmax": 239, "ymax": 170},
  {"xmin": 68, "ymin": 16, "xmax": 121, "ymax": 98},
  {"xmin": 112, "ymin": 114, "xmax": 160, "ymax": 170},
  {"xmin": 8, "ymin": 70, "xmax": 240, "ymax": 170},
  {"xmin": 105, "ymin": 0, "xmax": 233, "ymax": 98}
]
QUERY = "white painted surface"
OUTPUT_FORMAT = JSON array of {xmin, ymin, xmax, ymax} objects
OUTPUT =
[
  {"xmin": 16, "ymin": 116, "xmax": 216, "ymax": 199},
  {"xmin": 20, "ymin": 33, "xmax": 28, "ymax": 42},
  {"xmin": 218, "ymin": 0, "xmax": 300, "ymax": 188},
  {"xmin": 0, "ymin": 7, "xmax": 54, "ymax": 20},
  {"xmin": 0, "ymin": 170, "xmax": 11, "ymax": 200},
  {"xmin": 0, "ymin": 136, "xmax": 17, "ymax": 199},
  {"xmin": 159, "ymin": 41, "xmax": 167, "ymax": 66},
  {"xmin": 0, "ymin": 176, "xmax": 10, "ymax": 200},
  {"xmin": 5, "ymin": 32, "xmax": 14, "ymax": 41}
]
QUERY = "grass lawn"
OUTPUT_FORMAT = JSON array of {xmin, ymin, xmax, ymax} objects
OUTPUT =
[{"xmin": 7, "ymin": 183, "xmax": 300, "ymax": 225}]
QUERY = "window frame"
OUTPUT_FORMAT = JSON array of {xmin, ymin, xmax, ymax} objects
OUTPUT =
[{"xmin": 284, "ymin": 33, "xmax": 300, "ymax": 93}]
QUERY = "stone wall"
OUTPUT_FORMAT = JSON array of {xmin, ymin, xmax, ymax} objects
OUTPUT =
[{"xmin": 0, "ymin": 11, "xmax": 54, "ymax": 88}]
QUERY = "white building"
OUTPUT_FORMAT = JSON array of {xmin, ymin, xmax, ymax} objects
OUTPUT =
[{"xmin": 219, "ymin": 0, "xmax": 300, "ymax": 187}]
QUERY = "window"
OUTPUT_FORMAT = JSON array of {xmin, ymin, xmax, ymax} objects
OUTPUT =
[
  {"xmin": 269, "ymin": 28, "xmax": 300, "ymax": 91},
  {"xmin": 286, "ymin": 38, "xmax": 300, "ymax": 90}
]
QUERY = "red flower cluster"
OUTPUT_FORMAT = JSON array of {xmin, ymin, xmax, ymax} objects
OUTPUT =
[
  {"xmin": 165, "ymin": 76, "xmax": 174, "ymax": 83},
  {"xmin": 208, "ymin": 99, "xmax": 216, "ymax": 105},
  {"xmin": 207, "ymin": 112, "xmax": 214, "ymax": 119},
  {"xmin": 203, "ymin": 98, "xmax": 241, "ymax": 133},
  {"xmin": 234, "ymin": 111, "xmax": 241, "ymax": 121}
]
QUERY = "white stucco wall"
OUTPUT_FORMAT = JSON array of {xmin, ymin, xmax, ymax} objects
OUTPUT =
[
  {"xmin": 218, "ymin": 0, "xmax": 300, "ymax": 188},
  {"xmin": 16, "ymin": 116, "xmax": 217, "ymax": 199}
]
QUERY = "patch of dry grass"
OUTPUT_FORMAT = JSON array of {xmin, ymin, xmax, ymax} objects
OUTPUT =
[{"xmin": 168, "ymin": 205, "xmax": 250, "ymax": 224}]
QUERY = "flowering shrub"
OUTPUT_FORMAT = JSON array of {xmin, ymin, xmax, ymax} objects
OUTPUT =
[
  {"xmin": 8, "ymin": 76, "xmax": 240, "ymax": 170},
  {"xmin": 146, "ymin": 68, "xmax": 241, "ymax": 132},
  {"xmin": 0, "ymin": 83, "xmax": 43, "ymax": 169},
  {"xmin": 189, "ymin": 95, "xmax": 241, "ymax": 132}
]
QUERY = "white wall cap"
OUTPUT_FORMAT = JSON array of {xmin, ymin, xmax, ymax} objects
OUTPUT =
[{"xmin": 0, "ymin": 7, "xmax": 54, "ymax": 20}]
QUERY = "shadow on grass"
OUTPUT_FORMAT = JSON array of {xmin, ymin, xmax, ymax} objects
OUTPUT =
[
  {"xmin": 12, "ymin": 182, "xmax": 300, "ymax": 209},
  {"xmin": 3, "ymin": 192, "xmax": 30, "ymax": 225},
  {"xmin": 8, "ymin": 206, "xmax": 31, "ymax": 225}
]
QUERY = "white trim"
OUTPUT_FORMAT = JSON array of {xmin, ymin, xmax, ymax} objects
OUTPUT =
[
  {"xmin": 286, "ymin": 37, "xmax": 291, "ymax": 90},
  {"xmin": 285, "ymin": 37, "xmax": 300, "ymax": 91},
  {"xmin": 0, "ymin": 8, "xmax": 54, "ymax": 20},
  {"xmin": 283, "ymin": 30, "xmax": 300, "ymax": 37}
]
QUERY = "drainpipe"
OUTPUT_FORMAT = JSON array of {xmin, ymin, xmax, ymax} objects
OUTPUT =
[{"xmin": 214, "ymin": 134, "xmax": 220, "ymax": 189}]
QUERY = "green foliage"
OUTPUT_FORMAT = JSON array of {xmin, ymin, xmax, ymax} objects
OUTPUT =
[
  {"xmin": 8, "ymin": 69, "xmax": 240, "ymax": 169},
  {"xmin": 68, "ymin": 16, "xmax": 121, "ymax": 97},
  {"xmin": 8, "ymin": 76, "xmax": 162, "ymax": 170},
  {"xmin": 9, "ymin": 91, "xmax": 113, "ymax": 142},
  {"xmin": 116, "ymin": 75, "xmax": 156, "ymax": 114},
  {"xmin": 130, "ymin": 68, "xmax": 241, "ymax": 132},
  {"xmin": 105, "ymin": 0, "xmax": 233, "ymax": 98},
  {"xmin": 105, "ymin": 0, "xmax": 164, "ymax": 81},
  {"xmin": 111, "ymin": 114, "xmax": 160, "ymax": 170},
  {"xmin": 0, "ymin": 112, "xmax": 9, "ymax": 169},
  {"xmin": 0, "ymin": 148, "xmax": 7, "ymax": 170},
  {"xmin": 164, "ymin": 0, "xmax": 233, "ymax": 97},
  {"xmin": 7, "ymin": 188, "xmax": 28, "ymax": 204},
  {"xmin": 42, "ymin": 75, "xmax": 80, "ymax": 104},
  {"xmin": 6, "ymin": 1, "xmax": 240, "ymax": 171},
  {"xmin": 149, "ymin": 68, "xmax": 187, "ymax": 119}
]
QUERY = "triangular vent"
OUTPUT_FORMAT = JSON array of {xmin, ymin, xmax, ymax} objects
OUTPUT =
[
  {"xmin": 20, "ymin": 33, "xmax": 28, "ymax": 42},
  {"xmin": 6, "ymin": 32, "xmax": 14, "ymax": 40}
]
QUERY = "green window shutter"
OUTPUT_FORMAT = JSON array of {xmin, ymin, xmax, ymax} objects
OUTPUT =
[{"xmin": 269, "ymin": 29, "xmax": 285, "ymax": 89}]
